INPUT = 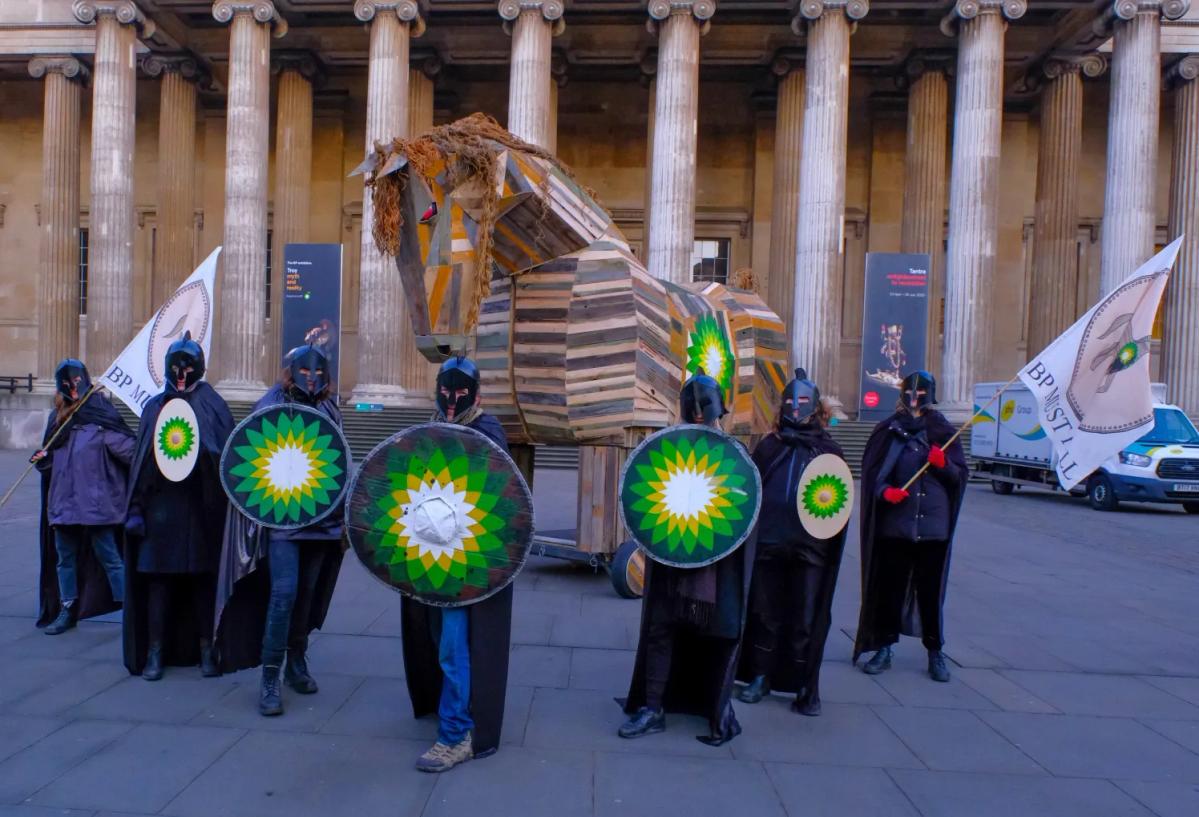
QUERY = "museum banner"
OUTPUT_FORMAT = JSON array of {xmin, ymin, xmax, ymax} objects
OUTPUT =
[
  {"xmin": 280, "ymin": 243, "xmax": 343, "ymax": 384},
  {"xmin": 858, "ymin": 252, "xmax": 930, "ymax": 421}
]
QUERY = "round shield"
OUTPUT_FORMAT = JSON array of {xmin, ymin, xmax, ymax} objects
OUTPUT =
[
  {"xmin": 344, "ymin": 422, "xmax": 535, "ymax": 608},
  {"xmin": 153, "ymin": 398, "xmax": 200, "ymax": 482},
  {"xmin": 796, "ymin": 452, "xmax": 855, "ymax": 540},
  {"xmin": 219, "ymin": 403, "xmax": 350, "ymax": 530},
  {"xmin": 619, "ymin": 424, "xmax": 761, "ymax": 568}
]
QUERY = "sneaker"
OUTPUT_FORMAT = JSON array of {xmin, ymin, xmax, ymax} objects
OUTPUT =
[
  {"xmin": 618, "ymin": 706, "xmax": 666, "ymax": 739},
  {"xmin": 862, "ymin": 645, "xmax": 893, "ymax": 675},
  {"xmin": 415, "ymin": 734, "xmax": 473, "ymax": 773},
  {"xmin": 43, "ymin": 604, "xmax": 78, "ymax": 636},
  {"xmin": 928, "ymin": 649, "xmax": 951, "ymax": 683}
]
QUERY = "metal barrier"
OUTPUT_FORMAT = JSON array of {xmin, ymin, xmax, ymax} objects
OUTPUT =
[{"xmin": 0, "ymin": 374, "xmax": 33, "ymax": 394}]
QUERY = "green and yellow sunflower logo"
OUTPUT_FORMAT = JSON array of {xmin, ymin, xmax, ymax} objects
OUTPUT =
[
  {"xmin": 226, "ymin": 410, "xmax": 346, "ymax": 526},
  {"xmin": 621, "ymin": 427, "xmax": 759, "ymax": 566},
  {"xmin": 1114, "ymin": 341, "xmax": 1139, "ymax": 369},
  {"xmin": 686, "ymin": 313, "xmax": 735, "ymax": 398},
  {"xmin": 157, "ymin": 417, "xmax": 195, "ymax": 461},
  {"xmin": 801, "ymin": 474, "xmax": 849, "ymax": 520},
  {"xmin": 347, "ymin": 425, "xmax": 533, "ymax": 605}
]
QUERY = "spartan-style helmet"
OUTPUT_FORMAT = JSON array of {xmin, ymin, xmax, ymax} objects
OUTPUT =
[
  {"xmin": 288, "ymin": 344, "xmax": 329, "ymax": 402},
  {"xmin": 54, "ymin": 358, "xmax": 90, "ymax": 401},
  {"xmin": 680, "ymin": 370, "xmax": 728, "ymax": 426},
  {"xmin": 780, "ymin": 367, "xmax": 820, "ymax": 430},
  {"xmin": 901, "ymin": 370, "xmax": 937, "ymax": 412},
  {"xmin": 165, "ymin": 331, "xmax": 205, "ymax": 392},
  {"xmin": 435, "ymin": 356, "xmax": 480, "ymax": 421}
]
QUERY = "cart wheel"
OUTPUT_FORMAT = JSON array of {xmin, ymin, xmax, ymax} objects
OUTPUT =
[
  {"xmin": 1087, "ymin": 473, "xmax": 1119, "ymax": 512},
  {"xmin": 610, "ymin": 540, "xmax": 645, "ymax": 599},
  {"xmin": 1183, "ymin": 502, "xmax": 1199, "ymax": 515},
  {"xmin": 991, "ymin": 480, "xmax": 1014, "ymax": 495}
]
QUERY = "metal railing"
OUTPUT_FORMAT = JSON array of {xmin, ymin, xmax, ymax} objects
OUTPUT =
[{"xmin": 0, "ymin": 374, "xmax": 34, "ymax": 394}]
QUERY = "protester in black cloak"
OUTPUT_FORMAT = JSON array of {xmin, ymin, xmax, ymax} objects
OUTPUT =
[
  {"xmin": 620, "ymin": 371, "xmax": 755, "ymax": 746},
  {"xmin": 34, "ymin": 360, "xmax": 133, "ymax": 633},
  {"xmin": 854, "ymin": 370, "xmax": 967, "ymax": 683},
  {"xmin": 403, "ymin": 356, "xmax": 514, "ymax": 774},
  {"xmin": 736, "ymin": 369, "xmax": 847, "ymax": 715},
  {"xmin": 124, "ymin": 332, "xmax": 233, "ymax": 680}
]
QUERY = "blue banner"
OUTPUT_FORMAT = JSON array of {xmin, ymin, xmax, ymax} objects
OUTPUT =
[
  {"xmin": 858, "ymin": 252, "xmax": 929, "ymax": 421},
  {"xmin": 280, "ymin": 243, "xmax": 343, "ymax": 387}
]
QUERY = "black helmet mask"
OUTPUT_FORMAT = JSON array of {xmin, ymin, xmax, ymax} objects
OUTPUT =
[
  {"xmin": 901, "ymin": 370, "xmax": 937, "ymax": 413},
  {"xmin": 436, "ymin": 356, "xmax": 480, "ymax": 421},
  {"xmin": 165, "ymin": 331, "xmax": 206, "ymax": 393},
  {"xmin": 54, "ymin": 359, "xmax": 91, "ymax": 402},
  {"xmin": 780, "ymin": 368, "xmax": 820, "ymax": 430},
  {"xmin": 288, "ymin": 344, "xmax": 329, "ymax": 402},
  {"xmin": 680, "ymin": 371, "xmax": 728, "ymax": 427}
]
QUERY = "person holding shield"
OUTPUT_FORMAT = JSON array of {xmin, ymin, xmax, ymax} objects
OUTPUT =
[
  {"xmin": 619, "ymin": 371, "xmax": 756, "ymax": 746},
  {"xmin": 123, "ymin": 332, "xmax": 233, "ymax": 681},
  {"xmin": 854, "ymin": 370, "xmax": 967, "ymax": 683},
  {"xmin": 737, "ymin": 369, "xmax": 849, "ymax": 715}
]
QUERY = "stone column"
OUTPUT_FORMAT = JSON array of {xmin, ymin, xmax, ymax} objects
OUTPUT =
[
  {"xmin": 940, "ymin": 0, "xmax": 1025, "ymax": 412},
  {"xmin": 899, "ymin": 53, "xmax": 950, "ymax": 366},
  {"xmin": 499, "ymin": 1, "xmax": 562, "ymax": 149},
  {"xmin": 73, "ymin": 2, "xmax": 151, "ymax": 368},
  {"xmin": 30, "ymin": 57, "xmax": 87, "ymax": 378},
  {"xmin": 1028, "ymin": 55, "xmax": 1107, "ymax": 357},
  {"xmin": 408, "ymin": 55, "xmax": 439, "ymax": 137},
  {"xmin": 549, "ymin": 50, "xmax": 567, "ymax": 154},
  {"xmin": 269, "ymin": 52, "xmax": 320, "ymax": 374},
  {"xmin": 791, "ymin": 1, "xmax": 868, "ymax": 405},
  {"xmin": 641, "ymin": 61, "xmax": 656, "ymax": 257},
  {"xmin": 1100, "ymin": 1, "xmax": 1188, "ymax": 294},
  {"xmin": 645, "ymin": 0, "xmax": 715, "ymax": 284},
  {"xmin": 211, "ymin": 2, "xmax": 286, "ymax": 395},
  {"xmin": 353, "ymin": 0, "xmax": 427, "ymax": 404},
  {"xmin": 142, "ymin": 56, "xmax": 203, "ymax": 305},
  {"xmin": 766, "ymin": 56, "xmax": 804, "ymax": 329},
  {"xmin": 1164, "ymin": 54, "xmax": 1199, "ymax": 416}
]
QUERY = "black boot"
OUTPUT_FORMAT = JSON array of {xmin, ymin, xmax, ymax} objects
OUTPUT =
[
  {"xmin": 697, "ymin": 705, "xmax": 742, "ymax": 747},
  {"xmin": 142, "ymin": 643, "xmax": 164, "ymax": 681},
  {"xmin": 618, "ymin": 707, "xmax": 665, "ymax": 739},
  {"xmin": 284, "ymin": 652, "xmax": 319, "ymax": 695},
  {"xmin": 43, "ymin": 603, "xmax": 78, "ymax": 636},
  {"xmin": 199, "ymin": 639, "xmax": 219, "ymax": 678},
  {"xmin": 259, "ymin": 665, "xmax": 283, "ymax": 716},
  {"xmin": 862, "ymin": 645, "xmax": 892, "ymax": 676},
  {"xmin": 737, "ymin": 675, "xmax": 770, "ymax": 704},
  {"xmin": 928, "ymin": 649, "xmax": 951, "ymax": 683},
  {"xmin": 792, "ymin": 688, "xmax": 822, "ymax": 717}
]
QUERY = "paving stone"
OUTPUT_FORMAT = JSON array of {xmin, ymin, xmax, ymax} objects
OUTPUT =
[
  {"xmin": 305, "ymin": 633, "xmax": 406, "ymax": 678},
  {"xmin": 550, "ymin": 612, "xmax": 636, "ymax": 650},
  {"xmin": 319, "ymin": 677, "xmax": 437, "ymax": 741},
  {"xmin": 869, "ymin": 666, "xmax": 997, "ymax": 710},
  {"xmin": 808, "ymin": 660, "xmax": 900, "ymax": 707},
  {"xmin": 0, "ymin": 717, "xmax": 67, "ymax": 767},
  {"xmin": 423, "ymin": 746, "xmax": 593, "ymax": 817},
  {"xmin": 730, "ymin": 699, "xmax": 923, "ymax": 769},
  {"xmin": 0, "ymin": 617, "xmax": 32, "ymax": 645},
  {"xmin": 872, "ymin": 706, "xmax": 1044, "ymax": 775},
  {"xmin": 978, "ymin": 711, "xmax": 1199, "ymax": 783},
  {"xmin": 595, "ymin": 750, "xmax": 785, "ymax": 817},
  {"xmin": 1115, "ymin": 781, "xmax": 1199, "ymax": 817},
  {"xmin": 1142, "ymin": 719, "xmax": 1199, "ymax": 755},
  {"xmin": 579, "ymin": 594, "xmax": 643, "ymax": 625},
  {"xmin": 509, "ymin": 607, "xmax": 554, "ymax": 646},
  {"xmin": 954, "ymin": 668, "xmax": 1058, "ymax": 713},
  {"xmin": 500, "ymin": 685, "xmax": 535, "ymax": 747},
  {"xmin": 9, "ymin": 662, "xmax": 129, "ymax": 717},
  {"xmin": 507, "ymin": 644, "xmax": 570, "ymax": 689},
  {"xmin": 764, "ymin": 763, "xmax": 921, "ymax": 817},
  {"xmin": 0, "ymin": 719, "xmax": 132, "ymax": 802},
  {"xmin": 1141, "ymin": 676, "xmax": 1199, "ymax": 709},
  {"xmin": 513, "ymin": 589, "xmax": 581, "ymax": 617},
  {"xmin": 964, "ymin": 634, "xmax": 1079, "ymax": 672},
  {"xmin": 28, "ymin": 723, "xmax": 243, "ymax": 814},
  {"xmin": 0, "ymin": 806, "xmax": 94, "ymax": 816},
  {"xmin": 68, "ymin": 673, "xmax": 239, "ymax": 724},
  {"xmin": 0, "ymin": 659, "xmax": 86, "ymax": 707},
  {"xmin": 569, "ymin": 648, "xmax": 635, "ymax": 693},
  {"xmin": 1000, "ymin": 670, "xmax": 1199, "ymax": 720},
  {"xmin": 160, "ymin": 731, "xmax": 435, "ymax": 817},
  {"xmin": 524, "ymin": 687, "xmax": 732, "ymax": 759},
  {"xmin": 890, "ymin": 769, "xmax": 1154, "ymax": 817},
  {"xmin": 0, "ymin": 590, "xmax": 38, "ymax": 619},
  {"xmin": 190, "ymin": 672, "xmax": 365, "ymax": 733},
  {"xmin": 0, "ymin": 623, "xmax": 121, "ymax": 662}
]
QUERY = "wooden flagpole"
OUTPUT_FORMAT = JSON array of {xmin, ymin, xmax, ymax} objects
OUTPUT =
[{"xmin": 0, "ymin": 385, "xmax": 102, "ymax": 511}]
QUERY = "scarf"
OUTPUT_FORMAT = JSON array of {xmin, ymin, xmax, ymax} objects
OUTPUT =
[{"xmin": 431, "ymin": 403, "xmax": 484, "ymax": 428}]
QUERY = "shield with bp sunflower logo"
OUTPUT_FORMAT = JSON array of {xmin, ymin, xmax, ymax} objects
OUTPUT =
[
  {"xmin": 685, "ymin": 313, "xmax": 736, "ymax": 400},
  {"xmin": 344, "ymin": 423, "xmax": 535, "ymax": 607},
  {"xmin": 796, "ymin": 453, "xmax": 855, "ymax": 540},
  {"xmin": 619, "ymin": 425, "xmax": 761, "ymax": 568},
  {"xmin": 153, "ymin": 398, "xmax": 201, "ymax": 482},
  {"xmin": 219, "ymin": 404, "xmax": 350, "ymax": 529}
]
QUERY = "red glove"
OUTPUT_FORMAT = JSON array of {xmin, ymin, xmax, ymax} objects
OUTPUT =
[
  {"xmin": 882, "ymin": 487, "xmax": 909, "ymax": 505},
  {"xmin": 928, "ymin": 444, "xmax": 946, "ymax": 469}
]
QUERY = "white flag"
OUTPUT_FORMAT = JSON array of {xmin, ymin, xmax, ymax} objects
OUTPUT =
[
  {"xmin": 100, "ymin": 247, "xmax": 221, "ymax": 416},
  {"xmin": 1018, "ymin": 238, "xmax": 1182, "ymax": 491}
]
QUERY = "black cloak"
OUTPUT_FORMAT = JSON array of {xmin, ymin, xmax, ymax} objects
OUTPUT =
[
  {"xmin": 853, "ymin": 409, "xmax": 968, "ymax": 664},
  {"xmin": 213, "ymin": 385, "xmax": 346, "ymax": 672},
  {"xmin": 122, "ymin": 382, "xmax": 234, "ymax": 675},
  {"xmin": 399, "ymin": 411, "xmax": 514, "ymax": 758},
  {"xmin": 736, "ymin": 426, "xmax": 849, "ymax": 698},
  {"xmin": 36, "ymin": 397, "xmax": 132, "ymax": 627}
]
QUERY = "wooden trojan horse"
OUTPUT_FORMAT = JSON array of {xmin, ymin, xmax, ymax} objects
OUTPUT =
[{"xmin": 353, "ymin": 114, "xmax": 787, "ymax": 558}]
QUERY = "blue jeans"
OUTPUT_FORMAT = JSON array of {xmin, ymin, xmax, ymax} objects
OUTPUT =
[
  {"xmin": 54, "ymin": 525, "xmax": 123, "ymax": 605},
  {"xmin": 261, "ymin": 534, "xmax": 328, "ymax": 667},
  {"xmin": 438, "ymin": 608, "xmax": 473, "ymax": 744}
]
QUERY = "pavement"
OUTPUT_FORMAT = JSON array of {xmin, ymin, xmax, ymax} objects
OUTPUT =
[{"xmin": 1, "ymin": 448, "xmax": 1198, "ymax": 817}]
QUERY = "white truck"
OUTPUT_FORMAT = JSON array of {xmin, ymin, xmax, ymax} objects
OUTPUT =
[{"xmin": 971, "ymin": 381, "xmax": 1199, "ymax": 513}]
